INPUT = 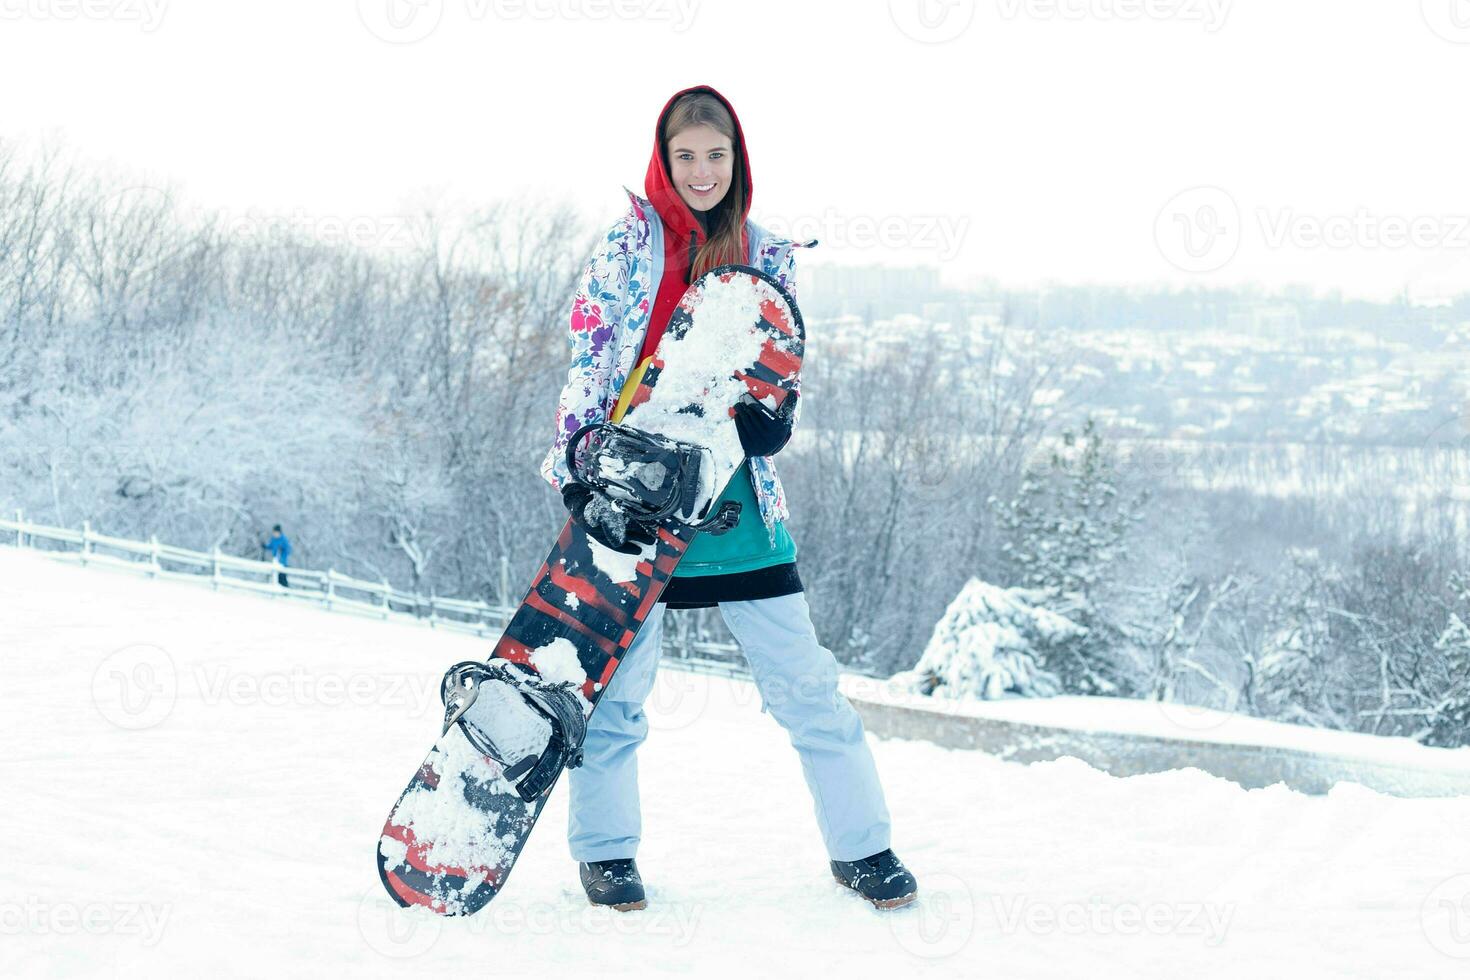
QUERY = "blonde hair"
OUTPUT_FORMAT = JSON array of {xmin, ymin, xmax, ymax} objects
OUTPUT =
[{"xmin": 663, "ymin": 92, "xmax": 747, "ymax": 280}]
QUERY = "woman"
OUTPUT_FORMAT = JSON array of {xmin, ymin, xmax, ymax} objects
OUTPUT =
[{"xmin": 540, "ymin": 84, "xmax": 916, "ymax": 912}]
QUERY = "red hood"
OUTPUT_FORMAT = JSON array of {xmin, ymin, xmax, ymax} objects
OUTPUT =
[{"xmin": 643, "ymin": 84, "xmax": 752, "ymax": 250}]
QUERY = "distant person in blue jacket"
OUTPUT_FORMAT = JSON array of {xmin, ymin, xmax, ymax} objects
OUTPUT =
[{"xmin": 262, "ymin": 525, "xmax": 291, "ymax": 587}]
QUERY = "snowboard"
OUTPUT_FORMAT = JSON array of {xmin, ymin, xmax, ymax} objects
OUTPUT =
[{"xmin": 376, "ymin": 264, "xmax": 804, "ymax": 916}]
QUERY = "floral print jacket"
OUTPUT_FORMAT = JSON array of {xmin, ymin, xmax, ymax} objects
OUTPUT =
[{"xmin": 540, "ymin": 187, "xmax": 813, "ymax": 542}]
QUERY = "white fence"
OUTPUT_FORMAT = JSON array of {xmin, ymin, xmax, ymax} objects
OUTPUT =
[{"xmin": 0, "ymin": 510, "xmax": 749, "ymax": 671}]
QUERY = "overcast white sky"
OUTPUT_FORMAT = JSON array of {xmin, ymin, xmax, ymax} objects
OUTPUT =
[{"xmin": 2, "ymin": 0, "xmax": 1467, "ymax": 300}]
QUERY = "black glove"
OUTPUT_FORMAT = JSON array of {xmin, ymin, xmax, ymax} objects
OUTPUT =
[
  {"xmin": 733, "ymin": 391, "xmax": 798, "ymax": 458},
  {"xmin": 562, "ymin": 482, "xmax": 658, "ymax": 554}
]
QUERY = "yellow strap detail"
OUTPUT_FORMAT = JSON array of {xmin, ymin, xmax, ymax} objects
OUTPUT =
[{"xmin": 611, "ymin": 356, "xmax": 653, "ymax": 424}]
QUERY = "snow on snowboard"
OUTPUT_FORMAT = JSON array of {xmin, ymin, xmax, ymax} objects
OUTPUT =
[{"xmin": 377, "ymin": 264, "xmax": 804, "ymax": 916}]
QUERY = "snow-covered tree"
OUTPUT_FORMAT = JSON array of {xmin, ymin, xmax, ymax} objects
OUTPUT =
[
  {"xmin": 1424, "ymin": 570, "xmax": 1470, "ymax": 747},
  {"xmin": 0, "ymin": 141, "xmax": 584, "ymax": 601},
  {"xmin": 891, "ymin": 577, "xmax": 1085, "ymax": 700},
  {"xmin": 990, "ymin": 415, "xmax": 1148, "ymax": 695},
  {"xmin": 1427, "ymin": 611, "xmax": 1470, "ymax": 746},
  {"xmin": 1251, "ymin": 547, "xmax": 1345, "ymax": 729}
]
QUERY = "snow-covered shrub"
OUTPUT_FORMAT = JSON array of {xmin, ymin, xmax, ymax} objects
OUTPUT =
[{"xmin": 891, "ymin": 577, "xmax": 1086, "ymax": 700}]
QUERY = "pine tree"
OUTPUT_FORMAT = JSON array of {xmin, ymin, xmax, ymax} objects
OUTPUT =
[
  {"xmin": 991, "ymin": 416, "xmax": 1149, "ymax": 695},
  {"xmin": 1426, "ymin": 571, "xmax": 1470, "ymax": 748}
]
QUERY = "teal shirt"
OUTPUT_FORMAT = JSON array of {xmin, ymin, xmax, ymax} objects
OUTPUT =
[{"xmin": 674, "ymin": 462, "xmax": 797, "ymax": 577}]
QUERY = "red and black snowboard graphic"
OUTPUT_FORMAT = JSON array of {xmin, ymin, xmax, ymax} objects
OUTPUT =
[{"xmin": 377, "ymin": 265, "xmax": 804, "ymax": 916}]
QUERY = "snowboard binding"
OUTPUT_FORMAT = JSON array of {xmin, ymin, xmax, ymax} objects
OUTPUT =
[
  {"xmin": 440, "ymin": 660, "xmax": 588, "ymax": 802},
  {"xmin": 565, "ymin": 422, "xmax": 741, "ymax": 535}
]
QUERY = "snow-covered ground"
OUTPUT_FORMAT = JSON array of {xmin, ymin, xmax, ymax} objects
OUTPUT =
[{"xmin": 4, "ymin": 546, "xmax": 1470, "ymax": 979}]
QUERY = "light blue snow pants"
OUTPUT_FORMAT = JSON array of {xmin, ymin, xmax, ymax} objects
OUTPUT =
[{"xmin": 567, "ymin": 591, "xmax": 893, "ymax": 863}]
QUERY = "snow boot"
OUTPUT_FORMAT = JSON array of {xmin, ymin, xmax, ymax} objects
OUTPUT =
[
  {"xmin": 830, "ymin": 849, "xmax": 918, "ymax": 909},
  {"xmin": 579, "ymin": 858, "xmax": 647, "ymax": 911}
]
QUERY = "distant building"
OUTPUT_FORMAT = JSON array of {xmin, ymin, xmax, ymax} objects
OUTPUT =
[{"xmin": 1226, "ymin": 303, "xmax": 1302, "ymax": 336}]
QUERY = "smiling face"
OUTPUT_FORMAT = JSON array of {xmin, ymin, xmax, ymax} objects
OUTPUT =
[{"xmin": 665, "ymin": 123, "xmax": 735, "ymax": 213}]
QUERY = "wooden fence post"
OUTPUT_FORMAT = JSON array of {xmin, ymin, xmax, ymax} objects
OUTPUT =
[
  {"xmin": 381, "ymin": 577, "xmax": 392, "ymax": 619},
  {"xmin": 326, "ymin": 569, "xmax": 336, "ymax": 611},
  {"xmin": 80, "ymin": 520, "xmax": 91, "ymax": 565},
  {"xmin": 211, "ymin": 547, "xmax": 221, "ymax": 590},
  {"xmin": 13, "ymin": 509, "xmax": 24, "ymax": 548},
  {"xmin": 149, "ymin": 535, "xmax": 160, "ymax": 578}
]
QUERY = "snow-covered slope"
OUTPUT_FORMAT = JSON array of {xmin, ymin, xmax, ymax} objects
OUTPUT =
[{"xmin": 3, "ymin": 547, "xmax": 1469, "ymax": 979}]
